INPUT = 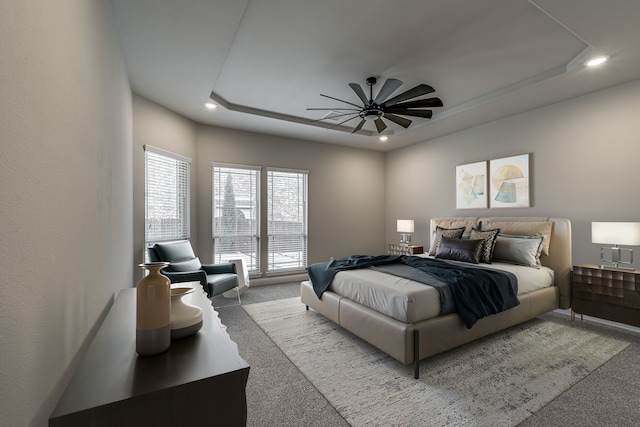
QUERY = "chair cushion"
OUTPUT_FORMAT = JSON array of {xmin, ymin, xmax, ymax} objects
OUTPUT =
[
  {"xmin": 154, "ymin": 241, "xmax": 197, "ymax": 262},
  {"xmin": 166, "ymin": 257, "xmax": 203, "ymax": 272},
  {"xmin": 207, "ymin": 273, "xmax": 238, "ymax": 296}
]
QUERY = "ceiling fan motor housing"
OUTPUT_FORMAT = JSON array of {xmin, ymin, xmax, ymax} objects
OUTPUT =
[{"xmin": 360, "ymin": 106, "xmax": 383, "ymax": 120}]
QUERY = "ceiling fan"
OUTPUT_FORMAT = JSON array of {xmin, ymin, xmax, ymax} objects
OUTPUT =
[{"xmin": 307, "ymin": 76, "xmax": 443, "ymax": 134}]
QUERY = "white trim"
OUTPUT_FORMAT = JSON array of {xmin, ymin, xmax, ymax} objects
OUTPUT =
[
  {"xmin": 143, "ymin": 144, "xmax": 192, "ymax": 164},
  {"xmin": 267, "ymin": 166, "xmax": 309, "ymax": 175},
  {"xmin": 212, "ymin": 161, "xmax": 262, "ymax": 171}
]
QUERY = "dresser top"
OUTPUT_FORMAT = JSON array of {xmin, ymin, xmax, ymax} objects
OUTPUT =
[{"xmin": 51, "ymin": 287, "xmax": 249, "ymax": 419}]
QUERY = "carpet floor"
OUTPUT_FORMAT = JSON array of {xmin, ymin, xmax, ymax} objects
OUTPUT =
[
  {"xmin": 243, "ymin": 297, "xmax": 628, "ymax": 426},
  {"xmin": 214, "ymin": 283, "xmax": 640, "ymax": 427}
]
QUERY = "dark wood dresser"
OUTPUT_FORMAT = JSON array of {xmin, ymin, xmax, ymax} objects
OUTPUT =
[
  {"xmin": 50, "ymin": 286, "xmax": 249, "ymax": 426},
  {"xmin": 571, "ymin": 264, "xmax": 640, "ymax": 327}
]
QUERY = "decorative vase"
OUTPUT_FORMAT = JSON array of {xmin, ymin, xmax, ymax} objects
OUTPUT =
[
  {"xmin": 170, "ymin": 287, "xmax": 203, "ymax": 340},
  {"xmin": 136, "ymin": 262, "xmax": 171, "ymax": 356}
]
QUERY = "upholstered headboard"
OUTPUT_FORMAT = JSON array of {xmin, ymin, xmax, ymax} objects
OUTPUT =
[{"xmin": 430, "ymin": 217, "xmax": 572, "ymax": 309}]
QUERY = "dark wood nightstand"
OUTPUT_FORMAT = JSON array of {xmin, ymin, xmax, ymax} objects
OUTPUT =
[
  {"xmin": 571, "ymin": 264, "xmax": 640, "ymax": 327},
  {"xmin": 388, "ymin": 243, "xmax": 424, "ymax": 256}
]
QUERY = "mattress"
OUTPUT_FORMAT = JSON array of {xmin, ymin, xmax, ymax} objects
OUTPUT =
[{"xmin": 329, "ymin": 261, "xmax": 554, "ymax": 323}]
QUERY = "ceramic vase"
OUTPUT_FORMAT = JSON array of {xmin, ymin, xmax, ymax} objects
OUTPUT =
[
  {"xmin": 136, "ymin": 262, "xmax": 171, "ymax": 356},
  {"xmin": 170, "ymin": 287, "xmax": 203, "ymax": 340}
]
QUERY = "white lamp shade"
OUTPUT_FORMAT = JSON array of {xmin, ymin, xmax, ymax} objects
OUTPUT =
[
  {"xmin": 592, "ymin": 222, "xmax": 640, "ymax": 246},
  {"xmin": 397, "ymin": 220, "xmax": 414, "ymax": 233}
]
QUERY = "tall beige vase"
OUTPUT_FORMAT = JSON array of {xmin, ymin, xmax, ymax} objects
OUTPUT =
[{"xmin": 136, "ymin": 262, "xmax": 171, "ymax": 356}]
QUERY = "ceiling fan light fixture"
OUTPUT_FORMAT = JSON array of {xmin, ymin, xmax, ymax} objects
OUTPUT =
[
  {"xmin": 584, "ymin": 55, "xmax": 610, "ymax": 67},
  {"xmin": 360, "ymin": 108, "xmax": 383, "ymax": 120}
]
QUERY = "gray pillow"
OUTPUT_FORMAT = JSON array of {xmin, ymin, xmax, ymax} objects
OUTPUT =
[
  {"xmin": 428, "ymin": 226, "xmax": 466, "ymax": 256},
  {"xmin": 492, "ymin": 234, "xmax": 544, "ymax": 268},
  {"xmin": 435, "ymin": 237, "xmax": 484, "ymax": 264}
]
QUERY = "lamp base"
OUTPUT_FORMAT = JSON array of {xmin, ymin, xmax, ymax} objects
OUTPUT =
[
  {"xmin": 600, "ymin": 245, "xmax": 634, "ymax": 270},
  {"xmin": 599, "ymin": 264, "xmax": 636, "ymax": 271}
]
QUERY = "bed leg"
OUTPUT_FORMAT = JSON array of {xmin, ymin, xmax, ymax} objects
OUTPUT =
[
  {"xmin": 413, "ymin": 329, "xmax": 420, "ymax": 379},
  {"xmin": 306, "ymin": 305, "xmax": 309, "ymax": 311}
]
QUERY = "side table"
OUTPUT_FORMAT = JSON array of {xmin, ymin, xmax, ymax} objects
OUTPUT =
[
  {"xmin": 571, "ymin": 264, "xmax": 640, "ymax": 327},
  {"xmin": 388, "ymin": 243, "xmax": 424, "ymax": 256},
  {"xmin": 223, "ymin": 258, "xmax": 250, "ymax": 298}
]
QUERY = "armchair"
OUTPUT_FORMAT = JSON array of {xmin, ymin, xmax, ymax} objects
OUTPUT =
[{"xmin": 147, "ymin": 240, "xmax": 240, "ymax": 302}]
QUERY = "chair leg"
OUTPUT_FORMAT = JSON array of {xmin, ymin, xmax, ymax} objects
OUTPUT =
[{"xmin": 236, "ymin": 286, "xmax": 242, "ymax": 305}]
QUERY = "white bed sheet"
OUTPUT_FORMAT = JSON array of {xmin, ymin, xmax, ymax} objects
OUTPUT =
[{"xmin": 329, "ymin": 261, "xmax": 554, "ymax": 323}]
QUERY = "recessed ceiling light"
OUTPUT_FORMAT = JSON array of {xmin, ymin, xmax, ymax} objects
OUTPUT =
[
  {"xmin": 379, "ymin": 136, "xmax": 388, "ymax": 142},
  {"xmin": 584, "ymin": 55, "xmax": 610, "ymax": 67},
  {"xmin": 204, "ymin": 102, "xmax": 217, "ymax": 110}
]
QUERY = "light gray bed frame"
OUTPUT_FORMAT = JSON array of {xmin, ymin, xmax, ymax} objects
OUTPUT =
[{"xmin": 301, "ymin": 217, "xmax": 572, "ymax": 379}]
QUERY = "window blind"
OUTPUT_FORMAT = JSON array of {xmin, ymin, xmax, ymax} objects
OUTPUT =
[
  {"xmin": 267, "ymin": 168, "xmax": 308, "ymax": 272},
  {"xmin": 212, "ymin": 164, "xmax": 261, "ymax": 273},
  {"xmin": 144, "ymin": 146, "xmax": 191, "ymax": 244}
]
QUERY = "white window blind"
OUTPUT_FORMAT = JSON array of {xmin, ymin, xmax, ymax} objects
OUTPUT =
[
  {"xmin": 145, "ymin": 146, "xmax": 191, "ymax": 244},
  {"xmin": 212, "ymin": 164, "xmax": 261, "ymax": 273},
  {"xmin": 267, "ymin": 168, "xmax": 308, "ymax": 272}
]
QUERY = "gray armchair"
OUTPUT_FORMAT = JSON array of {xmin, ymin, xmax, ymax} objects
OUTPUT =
[{"xmin": 147, "ymin": 240, "xmax": 240, "ymax": 302}]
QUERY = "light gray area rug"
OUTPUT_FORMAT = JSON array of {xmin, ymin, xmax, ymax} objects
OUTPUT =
[{"xmin": 244, "ymin": 297, "xmax": 629, "ymax": 427}]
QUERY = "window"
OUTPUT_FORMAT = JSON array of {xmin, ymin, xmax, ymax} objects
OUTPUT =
[
  {"xmin": 144, "ymin": 146, "xmax": 191, "ymax": 246},
  {"xmin": 212, "ymin": 164, "xmax": 261, "ymax": 273},
  {"xmin": 267, "ymin": 168, "xmax": 308, "ymax": 272}
]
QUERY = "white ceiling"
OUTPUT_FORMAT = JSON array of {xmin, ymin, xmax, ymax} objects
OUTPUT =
[{"xmin": 110, "ymin": 0, "xmax": 640, "ymax": 152}]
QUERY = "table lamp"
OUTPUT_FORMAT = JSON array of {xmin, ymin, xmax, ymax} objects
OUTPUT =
[
  {"xmin": 397, "ymin": 220, "xmax": 414, "ymax": 244},
  {"xmin": 592, "ymin": 222, "xmax": 640, "ymax": 270}
]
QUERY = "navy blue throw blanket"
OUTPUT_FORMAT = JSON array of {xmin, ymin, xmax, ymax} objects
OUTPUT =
[{"xmin": 306, "ymin": 255, "xmax": 519, "ymax": 329}]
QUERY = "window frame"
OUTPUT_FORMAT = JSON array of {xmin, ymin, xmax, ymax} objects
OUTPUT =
[{"xmin": 212, "ymin": 163, "xmax": 262, "ymax": 274}]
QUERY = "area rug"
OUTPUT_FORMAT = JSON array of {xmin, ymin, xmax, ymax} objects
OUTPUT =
[{"xmin": 243, "ymin": 297, "xmax": 629, "ymax": 427}]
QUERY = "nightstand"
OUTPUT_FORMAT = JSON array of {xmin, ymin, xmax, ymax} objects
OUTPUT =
[
  {"xmin": 388, "ymin": 244, "xmax": 424, "ymax": 256},
  {"xmin": 571, "ymin": 264, "xmax": 640, "ymax": 327}
]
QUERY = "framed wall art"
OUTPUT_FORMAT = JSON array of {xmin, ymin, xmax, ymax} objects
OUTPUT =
[
  {"xmin": 489, "ymin": 154, "xmax": 530, "ymax": 208},
  {"xmin": 456, "ymin": 161, "xmax": 487, "ymax": 209}
]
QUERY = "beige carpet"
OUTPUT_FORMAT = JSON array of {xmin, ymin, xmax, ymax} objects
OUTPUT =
[{"xmin": 244, "ymin": 297, "xmax": 629, "ymax": 427}]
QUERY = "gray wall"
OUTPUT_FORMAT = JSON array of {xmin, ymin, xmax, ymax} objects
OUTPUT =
[
  {"xmin": 386, "ymin": 78, "xmax": 640, "ymax": 268},
  {"xmin": 0, "ymin": 1, "xmax": 132, "ymax": 426},
  {"xmin": 195, "ymin": 126, "xmax": 386, "ymax": 270},
  {"xmin": 132, "ymin": 95, "xmax": 198, "ymax": 282},
  {"xmin": 131, "ymin": 99, "xmax": 387, "ymax": 282}
]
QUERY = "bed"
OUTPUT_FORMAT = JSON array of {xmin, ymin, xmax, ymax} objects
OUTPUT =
[{"xmin": 300, "ymin": 217, "xmax": 572, "ymax": 378}]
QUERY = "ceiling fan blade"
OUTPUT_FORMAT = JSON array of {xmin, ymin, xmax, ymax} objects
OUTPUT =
[
  {"xmin": 386, "ymin": 97, "xmax": 443, "ymax": 110},
  {"xmin": 374, "ymin": 118, "xmax": 387, "ymax": 133},
  {"xmin": 374, "ymin": 78, "xmax": 403, "ymax": 104},
  {"xmin": 351, "ymin": 118, "xmax": 366, "ymax": 134},
  {"xmin": 329, "ymin": 114, "xmax": 360, "ymax": 129},
  {"xmin": 383, "ymin": 113, "xmax": 412, "ymax": 128},
  {"xmin": 320, "ymin": 94, "xmax": 362, "ymax": 108},
  {"xmin": 348, "ymin": 83, "xmax": 369, "ymax": 104},
  {"xmin": 381, "ymin": 84, "xmax": 435, "ymax": 108},
  {"xmin": 307, "ymin": 107, "xmax": 360, "ymax": 111},
  {"xmin": 386, "ymin": 109, "xmax": 433, "ymax": 119},
  {"xmin": 309, "ymin": 112, "xmax": 359, "ymax": 124}
]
